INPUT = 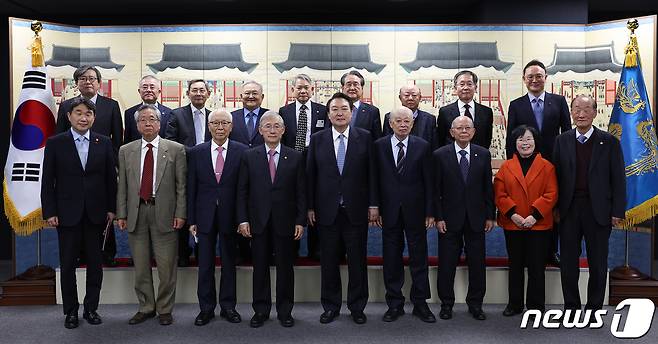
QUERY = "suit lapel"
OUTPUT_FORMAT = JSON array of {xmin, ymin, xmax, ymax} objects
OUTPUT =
[
  {"xmin": 183, "ymin": 106, "xmax": 195, "ymax": 140},
  {"xmin": 154, "ymin": 140, "xmax": 168, "ymax": 192},
  {"xmin": 219, "ymin": 140, "xmax": 238, "ymax": 185},
  {"xmin": 588, "ymin": 129, "xmax": 603, "ymax": 175},
  {"xmin": 522, "ymin": 95, "xmax": 540, "ymax": 131},
  {"xmin": 384, "ymin": 137, "xmax": 397, "ymax": 175},
  {"xmin": 65, "ymin": 131, "xmax": 85, "ymax": 172},
  {"xmin": 565, "ymin": 129, "xmax": 577, "ymax": 176},
  {"xmin": 233, "ymin": 111, "xmax": 249, "ymax": 143},
  {"xmin": 202, "ymin": 142, "xmax": 216, "ymax": 183},
  {"xmin": 343, "ymin": 127, "xmax": 359, "ymax": 175},
  {"xmin": 509, "ymin": 155, "xmax": 529, "ymax": 197},
  {"xmin": 323, "ymin": 130, "xmax": 340, "ymax": 176},
  {"xmin": 129, "ymin": 141, "xmax": 142, "ymax": 185},
  {"xmin": 257, "ymin": 148, "xmax": 273, "ymax": 186},
  {"xmin": 447, "ymin": 144, "xmax": 464, "ymax": 186},
  {"xmin": 204, "ymin": 109, "xmax": 212, "ymax": 142},
  {"xmin": 86, "ymin": 133, "xmax": 100, "ymax": 171},
  {"xmin": 287, "ymin": 104, "xmax": 298, "ymax": 136}
]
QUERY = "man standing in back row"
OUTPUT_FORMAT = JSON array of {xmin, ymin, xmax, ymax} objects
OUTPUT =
[{"xmin": 341, "ymin": 71, "xmax": 382, "ymax": 140}]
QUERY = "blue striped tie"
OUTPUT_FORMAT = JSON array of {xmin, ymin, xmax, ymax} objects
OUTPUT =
[{"xmin": 337, "ymin": 134, "xmax": 346, "ymax": 175}]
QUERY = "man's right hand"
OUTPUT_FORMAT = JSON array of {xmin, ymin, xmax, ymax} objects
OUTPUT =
[
  {"xmin": 307, "ymin": 210, "xmax": 316, "ymax": 227},
  {"xmin": 46, "ymin": 216, "xmax": 59, "ymax": 227},
  {"xmin": 189, "ymin": 225, "xmax": 197, "ymax": 236},
  {"xmin": 436, "ymin": 220, "xmax": 447, "ymax": 234},
  {"xmin": 117, "ymin": 219, "xmax": 127, "ymax": 231}
]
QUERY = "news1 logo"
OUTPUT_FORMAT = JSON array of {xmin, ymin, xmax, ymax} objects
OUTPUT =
[{"xmin": 520, "ymin": 298, "xmax": 655, "ymax": 338}]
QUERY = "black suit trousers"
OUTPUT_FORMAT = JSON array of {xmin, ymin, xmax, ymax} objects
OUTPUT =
[
  {"xmin": 382, "ymin": 209, "xmax": 430, "ymax": 308},
  {"xmin": 251, "ymin": 221, "xmax": 296, "ymax": 316},
  {"xmin": 559, "ymin": 197, "xmax": 611, "ymax": 310},
  {"xmin": 197, "ymin": 208, "xmax": 239, "ymax": 312},
  {"xmin": 438, "ymin": 219, "xmax": 486, "ymax": 308},
  {"xmin": 319, "ymin": 207, "xmax": 369, "ymax": 312},
  {"xmin": 57, "ymin": 212, "xmax": 104, "ymax": 314},
  {"xmin": 504, "ymin": 229, "xmax": 551, "ymax": 311}
]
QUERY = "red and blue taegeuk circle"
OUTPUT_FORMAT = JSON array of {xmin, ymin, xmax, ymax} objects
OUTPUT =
[{"xmin": 11, "ymin": 100, "xmax": 56, "ymax": 151}]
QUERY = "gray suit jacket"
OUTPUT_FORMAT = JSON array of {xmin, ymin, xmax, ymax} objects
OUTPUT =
[{"xmin": 117, "ymin": 137, "xmax": 187, "ymax": 232}]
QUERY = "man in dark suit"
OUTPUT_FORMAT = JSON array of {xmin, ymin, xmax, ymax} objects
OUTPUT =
[
  {"xmin": 383, "ymin": 85, "xmax": 436, "ymax": 149},
  {"xmin": 228, "ymin": 80, "xmax": 270, "ymax": 263},
  {"xmin": 42, "ymin": 98, "xmax": 117, "ymax": 329},
  {"xmin": 553, "ymin": 95, "xmax": 625, "ymax": 314},
  {"xmin": 279, "ymin": 74, "xmax": 328, "ymax": 260},
  {"xmin": 55, "ymin": 65, "xmax": 122, "ymax": 266},
  {"xmin": 341, "ymin": 71, "xmax": 382, "ymax": 139},
  {"xmin": 307, "ymin": 92, "xmax": 379, "ymax": 325},
  {"xmin": 237, "ymin": 111, "xmax": 306, "ymax": 328},
  {"xmin": 374, "ymin": 107, "xmax": 435, "ymax": 323},
  {"xmin": 187, "ymin": 109, "xmax": 247, "ymax": 326},
  {"xmin": 124, "ymin": 75, "xmax": 172, "ymax": 143},
  {"xmin": 437, "ymin": 70, "xmax": 493, "ymax": 149},
  {"xmin": 506, "ymin": 60, "xmax": 571, "ymax": 266},
  {"xmin": 165, "ymin": 79, "xmax": 212, "ymax": 267},
  {"xmin": 229, "ymin": 80, "xmax": 270, "ymax": 148},
  {"xmin": 433, "ymin": 115, "xmax": 495, "ymax": 321}
]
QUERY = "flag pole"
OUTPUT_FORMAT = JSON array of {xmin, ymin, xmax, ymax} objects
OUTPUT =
[{"xmin": 13, "ymin": 21, "xmax": 55, "ymax": 281}]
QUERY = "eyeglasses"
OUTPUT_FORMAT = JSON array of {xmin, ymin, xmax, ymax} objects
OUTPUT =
[
  {"xmin": 452, "ymin": 126, "xmax": 473, "ymax": 132},
  {"xmin": 456, "ymin": 82, "xmax": 475, "ymax": 88},
  {"xmin": 261, "ymin": 123, "xmax": 283, "ymax": 130},
  {"xmin": 140, "ymin": 85, "xmax": 158, "ymax": 91},
  {"xmin": 189, "ymin": 88, "xmax": 207, "ymax": 94},
  {"xmin": 138, "ymin": 118, "xmax": 160, "ymax": 124},
  {"xmin": 78, "ymin": 76, "xmax": 97, "ymax": 83},
  {"xmin": 525, "ymin": 74, "xmax": 545, "ymax": 81},
  {"xmin": 516, "ymin": 137, "xmax": 535, "ymax": 143},
  {"xmin": 209, "ymin": 121, "xmax": 231, "ymax": 127}
]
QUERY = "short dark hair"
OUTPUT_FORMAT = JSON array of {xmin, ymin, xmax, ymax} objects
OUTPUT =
[
  {"xmin": 326, "ymin": 92, "xmax": 354, "ymax": 110},
  {"xmin": 571, "ymin": 94, "xmax": 598, "ymax": 111},
  {"xmin": 453, "ymin": 70, "xmax": 478, "ymax": 85},
  {"xmin": 73, "ymin": 65, "xmax": 101, "ymax": 82},
  {"xmin": 68, "ymin": 97, "xmax": 96, "ymax": 114},
  {"xmin": 522, "ymin": 59, "xmax": 547, "ymax": 75},
  {"xmin": 340, "ymin": 70, "xmax": 365, "ymax": 86},
  {"xmin": 509, "ymin": 125, "xmax": 540, "ymax": 156},
  {"xmin": 187, "ymin": 79, "xmax": 209, "ymax": 93}
]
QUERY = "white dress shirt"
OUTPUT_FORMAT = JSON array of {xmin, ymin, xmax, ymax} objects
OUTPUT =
[
  {"xmin": 527, "ymin": 91, "xmax": 546, "ymax": 104},
  {"xmin": 140, "ymin": 135, "xmax": 160, "ymax": 197},
  {"xmin": 575, "ymin": 126, "xmax": 594, "ymax": 142}
]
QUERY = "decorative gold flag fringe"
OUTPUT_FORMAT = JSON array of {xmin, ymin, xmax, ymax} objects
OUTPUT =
[
  {"xmin": 30, "ymin": 20, "xmax": 44, "ymax": 67},
  {"xmin": 624, "ymin": 36, "xmax": 638, "ymax": 68},
  {"xmin": 3, "ymin": 180, "xmax": 46, "ymax": 236},
  {"xmin": 618, "ymin": 194, "xmax": 658, "ymax": 232}
]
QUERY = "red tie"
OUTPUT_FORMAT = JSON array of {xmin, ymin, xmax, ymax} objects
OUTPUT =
[
  {"xmin": 215, "ymin": 146, "xmax": 224, "ymax": 182},
  {"xmin": 140, "ymin": 143, "xmax": 154, "ymax": 201}
]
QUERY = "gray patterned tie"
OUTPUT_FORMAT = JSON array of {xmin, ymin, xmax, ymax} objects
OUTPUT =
[{"xmin": 295, "ymin": 104, "xmax": 308, "ymax": 152}]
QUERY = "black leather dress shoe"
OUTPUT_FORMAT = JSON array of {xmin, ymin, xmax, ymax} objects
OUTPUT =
[
  {"xmin": 250, "ymin": 313, "xmax": 269, "ymax": 328},
  {"xmin": 194, "ymin": 311, "xmax": 215, "ymax": 326},
  {"xmin": 319, "ymin": 310, "xmax": 339, "ymax": 324},
  {"xmin": 382, "ymin": 307, "xmax": 404, "ymax": 322},
  {"xmin": 502, "ymin": 305, "xmax": 523, "ymax": 317},
  {"xmin": 278, "ymin": 314, "xmax": 295, "ymax": 327},
  {"xmin": 469, "ymin": 307, "xmax": 487, "ymax": 320},
  {"xmin": 351, "ymin": 311, "xmax": 367, "ymax": 324},
  {"xmin": 220, "ymin": 309, "xmax": 242, "ymax": 323},
  {"xmin": 64, "ymin": 312, "xmax": 79, "ymax": 329},
  {"xmin": 159, "ymin": 313, "xmax": 173, "ymax": 326},
  {"xmin": 412, "ymin": 304, "xmax": 436, "ymax": 323},
  {"xmin": 439, "ymin": 306, "xmax": 452, "ymax": 320},
  {"xmin": 83, "ymin": 310, "xmax": 102, "ymax": 325},
  {"xmin": 128, "ymin": 311, "xmax": 156, "ymax": 325}
]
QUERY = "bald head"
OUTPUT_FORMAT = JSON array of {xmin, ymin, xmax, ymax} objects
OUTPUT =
[{"xmin": 399, "ymin": 85, "xmax": 421, "ymax": 112}]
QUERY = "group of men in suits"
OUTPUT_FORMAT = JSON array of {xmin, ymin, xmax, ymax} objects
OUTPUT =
[{"xmin": 42, "ymin": 62, "xmax": 625, "ymax": 329}]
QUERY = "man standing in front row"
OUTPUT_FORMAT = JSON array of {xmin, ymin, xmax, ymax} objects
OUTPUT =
[
  {"xmin": 237, "ymin": 111, "xmax": 306, "ymax": 328},
  {"xmin": 307, "ymin": 92, "xmax": 379, "ymax": 325},
  {"xmin": 553, "ymin": 95, "xmax": 625, "ymax": 315},
  {"xmin": 279, "ymin": 74, "xmax": 328, "ymax": 260},
  {"xmin": 436, "ymin": 70, "xmax": 493, "ymax": 149},
  {"xmin": 187, "ymin": 109, "xmax": 247, "ymax": 326},
  {"xmin": 374, "ymin": 107, "xmax": 435, "ymax": 323},
  {"xmin": 117, "ymin": 104, "xmax": 187, "ymax": 326},
  {"xmin": 42, "ymin": 98, "xmax": 117, "ymax": 329},
  {"xmin": 433, "ymin": 115, "xmax": 495, "ymax": 321}
]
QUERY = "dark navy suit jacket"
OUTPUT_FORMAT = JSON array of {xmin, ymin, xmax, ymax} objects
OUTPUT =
[
  {"xmin": 229, "ymin": 108, "xmax": 270, "ymax": 148},
  {"xmin": 124, "ymin": 103, "xmax": 172, "ymax": 143}
]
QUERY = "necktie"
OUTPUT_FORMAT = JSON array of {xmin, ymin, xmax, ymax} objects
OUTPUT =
[
  {"xmin": 215, "ymin": 146, "xmax": 224, "ymax": 183},
  {"xmin": 337, "ymin": 134, "xmax": 346, "ymax": 175},
  {"xmin": 246, "ymin": 112, "xmax": 256, "ymax": 139},
  {"xmin": 140, "ymin": 143, "xmax": 154, "ymax": 201},
  {"xmin": 75, "ymin": 136, "xmax": 88, "ymax": 170},
  {"xmin": 532, "ymin": 98, "xmax": 544, "ymax": 131},
  {"xmin": 577, "ymin": 134, "xmax": 587, "ymax": 144},
  {"xmin": 268, "ymin": 149, "xmax": 277, "ymax": 183},
  {"xmin": 295, "ymin": 104, "xmax": 308, "ymax": 152},
  {"xmin": 193, "ymin": 109, "xmax": 204, "ymax": 145},
  {"xmin": 459, "ymin": 149, "xmax": 469, "ymax": 182},
  {"xmin": 396, "ymin": 141, "xmax": 405, "ymax": 174},
  {"xmin": 463, "ymin": 104, "xmax": 473, "ymax": 120}
]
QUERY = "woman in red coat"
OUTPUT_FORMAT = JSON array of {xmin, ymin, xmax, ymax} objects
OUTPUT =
[{"xmin": 494, "ymin": 125, "xmax": 558, "ymax": 316}]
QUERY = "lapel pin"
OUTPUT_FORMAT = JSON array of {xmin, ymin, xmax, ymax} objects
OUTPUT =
[
  {"xmin": 284, "ymin": 156, "xmax": 288, "ymax": 160},
  {"xmin": 600, "ymin": 141, "xmax": 603, "ymax": 145},
  {"xmin": 162, "ymin": 155, "xmax": 166, "ymax": 158},
  {"xmin": 474, "ymin": 153, "xmax": 478, "ymax": 157}
]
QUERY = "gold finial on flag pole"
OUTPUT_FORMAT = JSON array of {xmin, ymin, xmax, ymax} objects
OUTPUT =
[
  {"xmin": 624, "ymin": 19, "xmax": 639, "ymax": 68},
  {"xmin": 30, "ymin": 20, "xmax": 44, "ymax": 67}
]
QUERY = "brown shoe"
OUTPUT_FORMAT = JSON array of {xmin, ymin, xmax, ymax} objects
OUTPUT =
[
  {"xmin": 159, "ymin": 313, "xmax": 173, "ymax": 326},
  {"xmin": 128, "ymin": 311, "xmax": 156, "ymax": 325}
]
